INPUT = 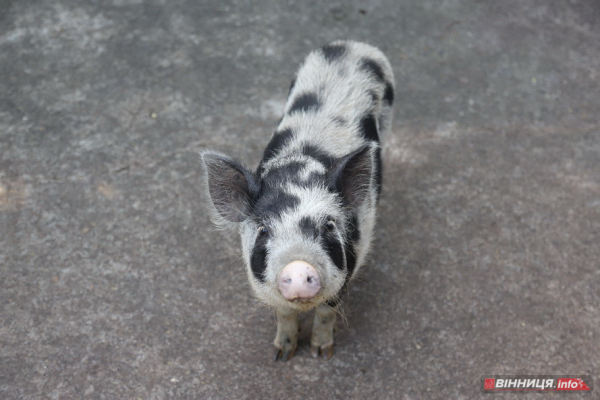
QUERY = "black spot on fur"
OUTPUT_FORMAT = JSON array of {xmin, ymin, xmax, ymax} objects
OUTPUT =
[
  {"xmin": 374, "ymin": 146, "xmax": 382, "ymax": 194},
  {"xmin": 251, "ymin": 232, "xmax": 268, "ymax": 282},
  {"xmin": 263, "ymin": 159, "xmax": 327, "ymax": 188},
  {"xmin": 302, "ymin": 144, "xmax": 335, "ymax": 168},
  {"xmin": 344, "ymin": 214, "xmax": 361, "ymax": 276},
  {"xmin": 253, "ymin": 186, "xmax": 300, "ymax": 219},
  {"xmin": 321, "ymin": 44, "xmax": 346, "ymax": 62},
  {"xmin": 359, "ymin": 114, "xmax": 379, "ymax": 142},
  {"xmin": 299, "ymin": 216, "xmax": 318, "ymax": 239},
  {"xmin": 383, "ymin": 82, "xmax": 394, "ymax": 104},
  {"xmin": 258, "ymin": 129, "xmax": 294, "ymax": 174},
  {"xmin": 344, "ymin": 247, "xmax": 356, "ymax": 278},
  {"xmin": 288, "ymin": 92, "xmax": 321, "ymax": 114},
  {"xmin": 360, "ymin": 58, "xmax": 385, "ymax": 82},
  {"xmin": 347, "ymin": 214, "xmax": 360, "ymax": 244},
  {"xmin": 323, "ymin": 232, "xmax": 345, "ymax": 271},
  {"xmin": 263, "ymin": 161, "xmax": 305, "ymax": 183}
]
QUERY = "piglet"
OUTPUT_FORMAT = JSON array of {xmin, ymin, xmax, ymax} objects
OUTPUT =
[{"xmin": 201, "ymin": 41, "xmax": 394, "ymax": 360}]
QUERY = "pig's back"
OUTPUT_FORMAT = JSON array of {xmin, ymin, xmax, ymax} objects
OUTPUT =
[{"xmin": 258, "ymin": 41, "xmax": 395, "ymax": 176}]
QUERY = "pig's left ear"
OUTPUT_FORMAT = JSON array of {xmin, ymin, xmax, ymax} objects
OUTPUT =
[
  {"xmin": 327, "ymin": 143, "xmax": 376, "ymax": 209},
  {"xmin": 201, "ymin": 151, "xmax": 261, "ymax": 224}
]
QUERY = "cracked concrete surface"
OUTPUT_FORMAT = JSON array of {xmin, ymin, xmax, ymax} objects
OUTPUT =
[{"xmin": 1, "ymin": 0, "xmax": 599, "ymax": 399}]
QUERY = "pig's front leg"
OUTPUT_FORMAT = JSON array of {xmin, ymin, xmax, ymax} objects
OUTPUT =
[
  {"xmin": 310, "ymin": 304, "xmax": 336, "ymax": 359},
  {"xmin": 273, "ymin": 307, "xmax": 299, "ymax": 361}
]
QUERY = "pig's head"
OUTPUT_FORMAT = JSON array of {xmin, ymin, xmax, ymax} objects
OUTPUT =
[{"xmin": 201, "ymin": 144, "xmax": 376, "ymax": 311}]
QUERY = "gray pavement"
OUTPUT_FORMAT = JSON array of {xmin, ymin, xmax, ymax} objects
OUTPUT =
[{"xmin": 1, "ymin": 0, "xmax": 599, "ymax": 399}]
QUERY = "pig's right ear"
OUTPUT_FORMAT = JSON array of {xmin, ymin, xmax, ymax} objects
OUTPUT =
[
  {"xmin": 327, "ymin": 143, "xmax": 375, "ymax": 210},
  {"xmin": 201, "ymin": 151, "xmax": 260, "ymax": 224}
]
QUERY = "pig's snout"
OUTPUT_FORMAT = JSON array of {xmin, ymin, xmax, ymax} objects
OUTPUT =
[{"xmin": 278, "ymin": 261, "xmax": 321, "ymax": 302}]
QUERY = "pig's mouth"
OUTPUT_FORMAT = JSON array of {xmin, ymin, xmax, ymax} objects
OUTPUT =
[
  {"xmin": 282, "ymin": 293, "xmax": 329, "ymax": 311},
  {"xmin": 287, "ymin": 295, "xmax": 320, "ymax": 304}
]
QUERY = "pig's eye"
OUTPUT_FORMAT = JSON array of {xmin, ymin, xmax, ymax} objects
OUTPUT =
[
  {"xmin": 258, "ymin": 226, "xmax": 269, "ymax": 237},
  {"xmin": 324, "ymin": 220, "xmax": 336, "ymax": 231}
]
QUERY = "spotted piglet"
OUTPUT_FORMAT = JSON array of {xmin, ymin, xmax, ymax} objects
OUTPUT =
[{"xmin": 201, "ymin": 41, "xmax": 394, "ymax": 361}]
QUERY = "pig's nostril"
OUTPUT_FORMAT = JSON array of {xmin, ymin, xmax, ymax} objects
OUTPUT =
[{"xmin": 307, "ymin": 277, "xmax": 313, "ymax": 283}]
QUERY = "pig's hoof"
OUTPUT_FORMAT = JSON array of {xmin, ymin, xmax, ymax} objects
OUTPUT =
[
  {"xmin": 273, "ymin": 345, "xmax": 296, "ymax": 362},
  {"xmin": 310, "ymin": 343, "xmax": 334, "ymax": 360}
]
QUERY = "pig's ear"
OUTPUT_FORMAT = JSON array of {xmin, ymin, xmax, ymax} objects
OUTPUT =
[
  {"xmin": 327, "ymin": 143, "xmax": 376, "ymax": 209},
  {"xmin": 201, "ymin": 151, "xmax": 260, "ymax": 224}
]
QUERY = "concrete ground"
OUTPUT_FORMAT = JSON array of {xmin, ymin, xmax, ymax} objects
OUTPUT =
[{"xmin": 1, "ymin": 0, "xmax": 599, "ymax": 399}]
